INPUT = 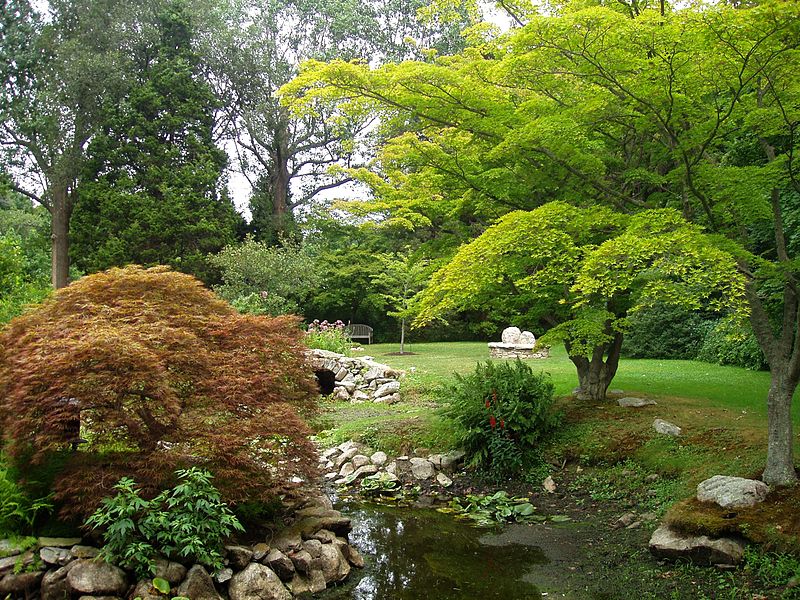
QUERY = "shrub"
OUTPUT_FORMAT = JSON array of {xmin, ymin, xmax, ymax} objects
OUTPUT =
[
  {"xmin": 443, "ymin": 360, "xmax": 558, "ymax": 477},
  {"xmin": 696, "ymin": 318, "xmax": 768, "ymax": 371},
  {"xmin": 0, "ymin": 265, "xmax": 320, "ymax": 519},
  {"xmin": 86, "ymin": 468, "xmax": 243, "ymax": 578},
  {"xmin": 622, "ymin": 302, "xmax": 709, "ymax": 360},
  {"xmin": 304, "ymin": 319, "xmax": 352, "ymax": 356},
  {"xmin": 0, "ymin": 455, "xmax": 53, "ymax": 536}
]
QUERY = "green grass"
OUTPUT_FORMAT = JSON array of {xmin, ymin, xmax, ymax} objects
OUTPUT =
[{"xmin": 357, "ymin": 342, "xmax": 799, "ymax": 422}]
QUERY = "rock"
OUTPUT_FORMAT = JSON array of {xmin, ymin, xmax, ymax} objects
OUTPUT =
[
  {"xmin": 338, "ymin": 440, "xmax": 358, "ymax": 452},
  {"xmin": 370, "ymin": 451, "xmax": 388, "ymax": 466},
  {"xmin": 440, "ymin": 450, "xmax": 466, "ymax": 472},
  {"xmin": 290, "ymin": 550, "xmax": 314, "ymax": 574},
  {"xmin": 519, "ymin": 330, "xmax": 536, "ymax": 345},
  {"xmin": 131, "ymin": 579, "xmax": 164, "ymax": 600},
  {"xmin": 373, "ymin": 381, "xmax": 401, "ymax": 398},
  {"xmin": 226, "ymin": 545, "xmax": 254, "ymax": 570},
  {"xmin": 41, "ymin": 546, "xmax": 72, "ymax": 566},
  {"xmin": 501, "ymin": 327, "xmax": 522, "ymax": 344},
  {"xmin": 436, "ymin": 472, "xmax": 453, "ymax": 487},
  {"xmin": 263, "ymin": 549, "xmax": 295, "ymax": 582},
  {"xmin": 332, "ymin": 387, "xmax": 350, "ymax": 401},
  {"xmin": 645, "ymin": 473, "xmax": 660, "ymax": 483},
  {"xmin": 309, "ymin": 529, "xmax": 336, "ymax": 544},
  {"xmin": 696, "ymin": 475, "xmax": 770, "ymax": 509},
  {"xmin": 321, "ymin": 447, "xmax": 340, "ymax": 460},
  {"xmin": 41, "ymin": 562, "xmax": 77, "ymax": 600},
  {"xmin": 252, "ymin": 543, "xmax": 271, "ymax": 562},
  {"xmin": 336, "ymin": 380, "xmax": 357, "ymax": 393},
  {"xmin": 410, "ymin": 457, "xmax": 435, "ymax": 480},
  {"xmin": 543, "ymin": 476, "xmax": 557, "ymax": 493},
  {"xmin": 339, "ymin": 462, "xmax": 355, "ymax": 477},
  {"xmin": 613, "ymin": 513, "xmax": 637, "ymax": 529},
  {"xmin": 351, "ymin": 454, "xmax": 370, "ymax": 469},
  {"xmin": 0, "ymin": 571, "xmax": 44, "ymax": 596},
  {"xmin": 176, "ymin": 566, "xmax": 222, "ymax": 600},
  {"xmin": 288, "ymin": 569, "xmax": 326, "ymax": 595},
  {"xmin": 385, "ymin": 461, "xmax": 397, "ymax": 475},
  {"xmin": 70, "ymin": 545, "xmax": 101, "ymax": 559},
  {"xmin": 335, "ymin": 367, "xmax": 349, "ymax": 381},
  {"xmin": 383, "ymin": 393, "xmax": 402, "ymax": 404},
  {"xmin": 216, "ymin": 568, "xmax": 233, "ymax": 583},
  {"xmin": 0, "ymin": 552, "xmax": 34, "ymax": 576},
  {"xmin": 653, "ymin": 418, "xmax": 682, "ymax": 436},
  {"xmin": 335, "ymin": 447, "xmax": 359, "ymax": 467},
  {"xmin": 271, "ymin": 532, "xmax": 303, "ymax": 554},
  {"xmin": 66, "ymin": 559, "xmax": 127, "ymax": 596},
  {"xmin": 337, "ymin": 540, "xmax": 365, "ymax": 569},
  {"xmin": 352, "ymin": 390, "xmax": 370, "ymax": 402},
  {"xmin": 350, "ymin": 464, "xmax": 379, "ymax": 480},
  {"xmin": 302, "ymin": 539, "xmax": 323, "ymax": 559},
  {"xmin": 618, "ymin": 397, "xmax": 657, "ymax": 408},
  {"xmin": 76, "ymin": 596, "xmax": 123, "ymax": 600},
  {"xmin": 649, "ymin": 525, "xmax": 745, "ymax": 566},
  {"xmin": 229, "ymin": 563, "xmax": 291, "ymax": 600},
  {"xmin": 38, "ymin": 537, "xmax": 82, "ymax": 548},
  {"xmin": 315, "ymin": 543, "xmax": 350, "ymax": 583}
]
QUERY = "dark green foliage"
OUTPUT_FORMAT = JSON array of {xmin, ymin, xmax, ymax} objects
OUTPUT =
[
  {"xmin": 70, "ymin": 0, "xmax": 243, "ymax": 282},
  {"xmin": 443, "ymin": 360, "xmax": 558, "ymax": 477},
  {"xmin": 622, "ymin": 303, "xmax": 709, "ymax": 360},
  {"xmin": 0, "ymin": 454, "xmax": 53, "ymax": 536},
  {"xmin": 85, "ymin": 468, "xmax": 244, "ymax": 578},
  {"xmin": 744, "ymin": 547, "xmax": 800, "ymax": 598},
  {"xmin": 696, "ymin": 319, "xmax": 768, "ymax": 371}
]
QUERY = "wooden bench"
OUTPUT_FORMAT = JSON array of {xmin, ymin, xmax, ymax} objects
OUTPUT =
[{"xmin": 346, "ymin": 324, "xmax": 373, "ymax": 344}]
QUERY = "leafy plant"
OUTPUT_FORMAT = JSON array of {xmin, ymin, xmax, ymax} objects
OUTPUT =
[
  {"xmin": 0, "ymin": 457, "xmax": 53, "ymax": 535},
  {"xmin": 622, "ymin": 302, "xmax": 709, "ymax": 360},
  {"xmin": 696, "ymin": 318, "xmax": 768, "ymax": 371},
  {"xmin": 443, "ymin": 360, "xmax": 559, "ymax": 476},
  {"xmin": 439, "ymin": 490, "xmax": 542, "ymax": 527},
  {"xmin": 86, "ymin": 468, "xmax": 244, "ymax": 578},
  {"xmin": 744, "ymin": 547, "xmax": 800, "ymax": 599}
]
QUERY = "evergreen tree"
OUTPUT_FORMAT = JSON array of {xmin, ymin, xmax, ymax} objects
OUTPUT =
[{"xmin": 70, "ymin": 0, "xmax": 244, "ymax": 282}]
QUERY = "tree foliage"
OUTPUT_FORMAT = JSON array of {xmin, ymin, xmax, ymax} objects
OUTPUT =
[{"xmin": 0, "ymin": 265, "xmax": 319, "ymax": 519}]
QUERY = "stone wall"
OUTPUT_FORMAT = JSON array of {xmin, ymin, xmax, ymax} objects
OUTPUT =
[
  {"xmin": 308, "ymin": 349, "xmax": 404, "ymax": 403},
  {"xmin": 488, "ymin": 344, "xmax": 550, "ymax": 359}
]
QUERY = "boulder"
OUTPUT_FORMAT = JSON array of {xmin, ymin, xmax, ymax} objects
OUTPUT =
[
  {"xmin": 215, "ymin": 568, "xmax": 233, "ymax": 584},
  {"xmin": 518, "ymin": 330, "xmax": 536, "ymax": 345},
  {"xmin": 0, "ymin": 552, "xmax": 34, "ymax": 576},
  {"xmin": 271, "ymin": 531, "xmax": 302, "ymax": 554},
  {"xmin": 350, "ymin": 464, "xmax": 379, "ymax": 480},
  {"xmin": 339, "ymin": 462, "xmax": 355, "ymax": 477},
  {"xmin": 436, "ymin": 473, "xmax": 453, "ymax": 487},
  {"xmin": 335, "ymin": 447, "xmax": 359, "ymax": 467},
  {"xmin": 70, "ymin": 545, "xmax": 101, "ymax": 559},
  {"xmin": 352, "ymin": 390, "xmax": 370, "ymax": 402},
  {"xmin": 374, "ymin": 381, "xmax": 401, "ymax": 398},
  {"xmin": 302, "ymin": 539, "xmax": 323, "ymax": 559},
  {"xmin": 228, "ymin": 564, "xmax": 291, "ymax": 600},
  {"xmin": 370, "ymin": 451, "xmax": 388, "ymax": 466},
  {"xmin": 41, "ymin": 562, "xmax": 78, "ymax": 600},
  {"xmin": 154, "ymin": 558, "xmax": 186, "ymax": 585},
  {"xmin": 40, "ymin": 546, "xmax": 72, "ymax": 566},
  {"xmin": 131, "ymin": 579, "xmax": 164, "ymax": 600},
  {"xmin": 439, "ymin": 450, "xmax": 466, "ymax": 472},
  {"xmin": 315, "ymin": 543, "xmax": 350, "ymax": 583},
  {"xmin": 290, "ymin": 550, "xmax": 314, "ymax": 574},
  {"xmin": 649, "ymin": 525, "xmax": 745, "ymax": 565},
  {"xmin": 309, "ymin": 529, "xmax": 336, "ymax": 544},
  {"xmin": 66, "ymin": 559, "xmax": 127, "ymax": 596},
  {"xmin": 501, "ymin": 327, "xmax": 522, "ymax": 344},
  {"xmin": 332, "ymin": 387, "xmax": 350, "ymax": 402},
  {"xmin": 263, "ymin": 549, "xmax": 295, "ymax": 582},
  {"xmin": 0, "ymin": 571, "xmax": 44, "ymax": 596},
  {"xmin": 618, "ymin": 397, "xmax": 657, "ymax": 408},
  {"xmin": 226, "ymin": 545, "xmax": 254, "ymax": 570},
  {"xmin": 653, "ymin": 419, "xmax": 682, "ymax": 436},
  {"xmin": 252, "ymin": 543, "xmax": 271, "ymax": 562},
  {"xmin": 38, "ymin": 537, "xmax": 81, "ymax": 548},
  {"xmin": 351, "ymin": 454, "xmax": 370, "ymax": 469},
  {"xmin": 696, "ymin": 475, "xmax": 770, "ymax": 509},
  {"xmin": 410, "ymin": 457, "xmax": 435, "ymax": 480},
  {"xmin": 288, "ymin": 569, "xmax": 327, "ymax": 595},
  {"xmin": 175, "ymin": 565, "xmax": 223, "ymax": 600}
]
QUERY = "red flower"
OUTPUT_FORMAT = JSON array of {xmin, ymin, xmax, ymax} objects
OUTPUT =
[
  {"xmin": 500, "ymin": 419, "xmax": 505, "ymax": 429},
  {"xmin": 485, "ymin": 399, "xmax": 491, "ymax": 408},
  {"xmin": 490, "ymin": 415, "xmax": 497, "ymax": 429}
]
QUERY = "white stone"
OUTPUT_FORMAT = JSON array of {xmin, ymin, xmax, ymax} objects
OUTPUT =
[
  {"xmin": 410, "ymin": 457, "xmax": 435, "ymax": 480},
  {"xmin": 339, "ymin": 462, "xmax": 355, "ymax": 478},
  {"xmin": 351, "ymin": 454, "xmax": 370, "ymax": 469},
  {"xmin": 618, "ymin": 397, "xmax": 657, "ymax": 408},
  {"xmin": 370, "ymin": 451, "xmax": 388, "ymax": 466},
  {"xmin": 649, "ymin": 525, "xmax": 745, "ymax": 565},
  {"xmin": 501, "ymin": 326, "xmax": 522, "ymax": 344},
  {"xmin": 335, "ymin": 447, "xmax": 359, "ymax": 467},
  {"xmin": 374, "ymin": 381, "xmax": 401, "ymax": 398},
  {"xmin": 653, "ymin": 418, "xmax": 682, "ymax": 437},
  {"xmin": 436, "ymin": 473, "xmax": 453, "ymax": 487},
  {"xmin": 543, "ymin": 476, "xmax": 557, "ymax": 493},
  {"xmin": 696, "ymin": 476, "xmax": 770, "ymax": 509},
  {"xmin": 332, "ymin": 387, "xmax": 350, "ymax": 401},
  {"xmin": 519, "ymin": 330, "xmax": 536, "ymax": 345}
]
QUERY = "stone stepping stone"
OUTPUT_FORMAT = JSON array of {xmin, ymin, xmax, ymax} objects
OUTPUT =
[{"xmin": 617, "ymin": 397, "xmax": 657, "ymax": 408}]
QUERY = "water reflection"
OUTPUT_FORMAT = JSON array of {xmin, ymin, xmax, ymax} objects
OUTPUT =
[{"xmin": 324, "ymin": 504, "xmax": 547, "ymax": 599}]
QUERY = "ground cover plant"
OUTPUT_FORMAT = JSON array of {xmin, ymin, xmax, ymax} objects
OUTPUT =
[{"xmin": 0, "ymin": 265, "xmax": 319, "ymax": 519}]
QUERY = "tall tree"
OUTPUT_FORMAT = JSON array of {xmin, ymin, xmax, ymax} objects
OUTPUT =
[
  {"xmin": 0, "ymin": 0, "xmax": 141, "ymax": 288},
  {"xmin": 70, "ymin": 0, "xmax": 243, "ymax": 281}
]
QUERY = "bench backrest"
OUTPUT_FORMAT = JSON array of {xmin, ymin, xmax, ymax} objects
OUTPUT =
[{"xmin": 347, "ymin": 324, "xmax": 373, "ymax": 336}]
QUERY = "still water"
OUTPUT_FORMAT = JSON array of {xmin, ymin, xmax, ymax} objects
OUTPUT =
[{"xmin": 323, "ymin": 504, "xmax": 548, "ymax": 599}]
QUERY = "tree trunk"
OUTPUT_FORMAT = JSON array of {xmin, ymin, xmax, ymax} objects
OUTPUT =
[
  {"xmin": 762, "ymin": 365, "xmax": 798, "ymax": 485},
  {"xmin": 567, "ymin": 331, "xmax": 624, "ymax": 402},
  {"xmin": 51, "ymin": 184, "xmax": 72, "ymax": 289},
  {"xmin": 269, "ymin": 115, "xmax": 292, "ymax": 237},
  {"xmin": 400, "ymin": 318, "xmax": 406, "ymax": 354}
]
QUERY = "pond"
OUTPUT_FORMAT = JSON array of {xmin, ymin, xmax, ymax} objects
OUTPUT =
[{"xmin": 321, "ymin": 503, "xmax": 556, "ymax": 599}]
